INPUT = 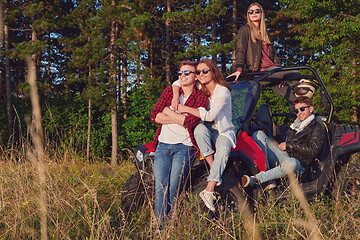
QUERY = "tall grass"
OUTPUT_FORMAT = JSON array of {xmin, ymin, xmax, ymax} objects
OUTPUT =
[
  {"xmin": 0, "ymin": 152, "xmax": 358, "ymax": 239},
  {"xmin": 0, "ymin": 151, "xmax": 134, "ymax": 239}
]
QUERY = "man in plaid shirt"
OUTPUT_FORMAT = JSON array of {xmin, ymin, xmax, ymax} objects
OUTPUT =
[{"xmin": 150, "ymin": 61, "xmax": 208, "ymax": 228}]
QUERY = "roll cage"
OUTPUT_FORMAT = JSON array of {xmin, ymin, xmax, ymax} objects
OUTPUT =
[{"xmin": 227, "ymin": 66, "xmax": 334, "ymax": 125}]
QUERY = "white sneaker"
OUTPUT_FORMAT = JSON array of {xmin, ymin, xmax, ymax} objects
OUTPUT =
[{"xmin": 199, "ymin": 190, "xmax": 216, "ymax": 212}]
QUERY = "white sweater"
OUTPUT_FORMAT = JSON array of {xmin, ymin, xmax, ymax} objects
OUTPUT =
[
  {"xmin": 173, "ymin": 80, "xmax": 236, "ymax": 147},
  {"xmin": 198, "ymin": 84, "xmax": 236, "ymax": 147}
]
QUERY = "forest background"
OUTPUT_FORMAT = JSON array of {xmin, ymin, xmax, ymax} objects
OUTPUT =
[{"xmin": 0, "ymin": 0, "xmax": 359, "ymax": 163}]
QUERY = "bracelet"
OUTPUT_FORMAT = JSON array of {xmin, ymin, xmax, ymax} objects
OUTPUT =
[{"xmin": 169, "ymin": 106, "xmax": 182, "ymax": 114}]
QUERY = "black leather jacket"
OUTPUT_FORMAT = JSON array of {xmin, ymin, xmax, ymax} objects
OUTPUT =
[
  {"xmin": 285, "ymin": 118, "xmax": 326, "ymax": 167},
  {"xmin": 235, "ymin": 24, "xmax": 280, "ymax": 71}
]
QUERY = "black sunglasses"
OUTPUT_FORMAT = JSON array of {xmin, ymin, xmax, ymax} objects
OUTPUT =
[
  {"xmin": 294, "ymin": 106, "xmax": 310, "ymax": 114},
  {"xmin": 248, "ymin": 9, "xmax": 262, "ymax": 15},
  {"xmin": 195, "ymin": 69, "xmax": 211, "ymax": 75},
  {"xmin": 177, "ymin": 70, "xmax": 195, "ymax": 76},
  {"xmin": 293, "ymin": 87, "xmax": 314, "ymax": 96}
]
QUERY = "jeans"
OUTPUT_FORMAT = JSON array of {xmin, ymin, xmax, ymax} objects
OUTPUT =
[
  {"xmin": 194, "ymin": 122, "xmax": 233, "ymax": 184},
  {"xmin": 154, "ymin": 142, "xmax": 194, "ymax": 223},
  {"xmin": 252, "ymin": 130, "xmax": 305, "ymax": 183}
]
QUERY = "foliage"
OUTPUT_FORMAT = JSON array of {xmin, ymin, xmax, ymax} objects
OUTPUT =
[
  {"xmin": 42, "ymin": 93, "xmax": 112, "ymax": 158},
  {"xmin": 279, "ymin": 0, "xmax": 360, "ymax": 124},
  {"xmin": 119, "ymin": 85, "xmax": 158, "ymax": 149},
  {"xmin": 0, "ymin": 0, "xmax": 358, "ymax": 160}
]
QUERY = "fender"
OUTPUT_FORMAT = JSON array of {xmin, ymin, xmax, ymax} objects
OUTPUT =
[
  {"xmin": 334, "ymin": 124, "xmax": 360, "ymax": 156},
  {"xmin": 231, "ymin": 131, "xmax": 267, "ymax": 172}
]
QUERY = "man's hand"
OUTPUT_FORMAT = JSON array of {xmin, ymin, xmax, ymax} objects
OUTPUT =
[
  {"xmin": 163, "ymin": 106, "xmax": 172, "ymax": 115},
  {"xmin": 278, "ymin": 142, "xmax": 286, "ymax": 151},
  {"xmin": 177, "ymin": 104, "xmax": 186, "ymax": 113}
]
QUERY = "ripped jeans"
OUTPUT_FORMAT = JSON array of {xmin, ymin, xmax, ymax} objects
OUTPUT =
[
  {"xmin": 194, "ymin": 122, "xmax": 233, "ymax": 184},
  {"xmin": 252, "ymin": 130, "xmax": 305, "ymax": 183}
]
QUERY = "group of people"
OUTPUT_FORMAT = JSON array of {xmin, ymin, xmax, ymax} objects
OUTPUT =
[
  {"xmin": 150, "ymin": 59, "xmax": 235, "ymax": 227},
  {"xmin": 149, "ymin": 2, "xmax": 326, "ymax": 230}
]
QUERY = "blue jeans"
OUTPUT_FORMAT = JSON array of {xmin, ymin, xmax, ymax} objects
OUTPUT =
[
  {"xmin": 194, "ymin": 122, "xmax": 233, "ymax": 184},
  {"xmin": 252, "ymin": 130, "xmax": 305, "ymax": 183},
  {"xmin": 154, "ymin": 142, "xmax": 194, "ymax": 223}
]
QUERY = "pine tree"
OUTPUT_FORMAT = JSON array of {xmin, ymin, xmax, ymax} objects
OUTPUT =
[{"xmin": 279, "ymin": 0, "xmax": 360, "ymax": 123}]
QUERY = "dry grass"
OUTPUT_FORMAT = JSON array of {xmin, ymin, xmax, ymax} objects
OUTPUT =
[
  {"xmin": 0, "ymin": 152, "xmax": 135, "ymax": 239},
  {"xmin": 0, "ymin": 152, "xmax": 359, "ymax": 239}
]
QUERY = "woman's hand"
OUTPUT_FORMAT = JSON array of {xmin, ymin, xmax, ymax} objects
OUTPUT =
[
  {"xmin": 171, "ymin": 97, "xmax": 180, "ymax": 111},
  {"xmin": 226, "ymin": 69, "xmax": 242, "ymax": 82},
  {"xmin": 171, "ymin": 82, "xmax": 181, "ymax": 110},
  {"xmin": 278, "ymin": 81, "xmax": 285, "ymax": 88}
]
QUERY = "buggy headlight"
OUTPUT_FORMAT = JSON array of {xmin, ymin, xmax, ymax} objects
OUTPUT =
[{"xmin": 135, "ymin": 150, "xmax": 144, "ymax": 162}]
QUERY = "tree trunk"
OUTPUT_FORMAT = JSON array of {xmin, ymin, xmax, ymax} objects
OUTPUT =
[
  {"xmin": 110, "ymin": 11, "xmax": 118, "ymax": 166},
  {"xmin": 1, "ymin": 3, "xmax": 13, "ymax": 138},
  {"xmin": 231, "ymin": 0, "xmax": 238, "ymax": 69},
  {"xmin": 121, "ymin": 56, "xmax": 127, "ymax": 120},
  {"xmin": 86, "ymin": 98, "xmax": 92, "ymax": 161},
  {"xmin": 46, "ymin": 32, "xmax": 51, "ymax": 85},
  {"xmin": 5, "ymin": 24, "xmax": 12, "ymax": 137},
  {"xmin": 26, "ymin": 26, "xmax": 48, "ymax": 240},
  {"xmin": 165, "ymin": 0, "xmax": 171, "ymax": 85},
  {"xmin": 27, "ymin": 54, "xmax": 48, "ymax": 240},
  {"xmin": 351, "ymin": 60, "xmax": 358, "ymax": 122},
  {"xmin": 211, "ymin": 22, "xmax": 217, "ymax": 60},
  {"xmin": 0, "ymin": 3, "xmax": 4, "ymax": 42}
]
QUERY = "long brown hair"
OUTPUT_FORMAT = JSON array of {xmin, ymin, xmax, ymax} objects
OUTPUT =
[
  {"xmin": 247, "ymin": 3, "xmax": 272, "ymax": 44},
  {"xmin": 197, "ymin": 59, "xmax": 231, "ymax": 97}
]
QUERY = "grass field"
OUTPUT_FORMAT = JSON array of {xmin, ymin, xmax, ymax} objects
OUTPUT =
[{"xmin": 0, "ymin": 151, "xmax": 359, "ymax": 239}]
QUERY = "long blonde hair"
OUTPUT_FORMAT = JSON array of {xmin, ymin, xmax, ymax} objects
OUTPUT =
[{"xmin": 247, "ymin": 3, "xmax": 272, "ymax": 44}]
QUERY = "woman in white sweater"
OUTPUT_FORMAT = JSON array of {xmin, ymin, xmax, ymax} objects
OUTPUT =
[{"xmin": 171, "ymin": 59, "xmax": 236, "ymax": 212}]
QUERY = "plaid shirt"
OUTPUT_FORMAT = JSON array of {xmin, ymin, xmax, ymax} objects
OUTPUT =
[{"xmin": 150, "ymin": 86, "xmax": 208, "ymax": 149}]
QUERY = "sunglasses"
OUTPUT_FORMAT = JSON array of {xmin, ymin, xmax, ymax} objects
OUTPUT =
[
  {"xmin": 195, "ymin": 69, "xmax": 211, "ymax": 75},
  {"xmin": 294, "ymin": 106, "xmax": 310, "ymax": 114},
  {"xmin": 177, "ymin": 70, "xmax": 195, "ymax": 76},
  {"xmin": 248, "ymin": 9, "xmax": 262, "ymax": 15},
  {"xmin": 293, "ymin": 87, "xmax": 314, "ymax": 96}
]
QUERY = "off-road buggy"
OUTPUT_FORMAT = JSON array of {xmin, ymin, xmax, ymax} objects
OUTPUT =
[{"xmin": 121, "ymin": 66, "xmax": 360, "ymax": 217}]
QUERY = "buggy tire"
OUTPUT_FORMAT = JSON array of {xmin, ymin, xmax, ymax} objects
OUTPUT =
[
  {"xmin": 333, "ymin": 157, "xmax": 360, "ymax": 201},
  {"xmin": 121, "ymin": 172, "xmax": 154, "ymax": 218},
  {"xmin": 191, "ymin": 173, "xmax": 248, "ymax": 215}
]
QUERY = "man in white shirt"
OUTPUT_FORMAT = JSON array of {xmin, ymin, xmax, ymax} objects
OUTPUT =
[{"xmin": 150, "ymin": 61, "xmax": 208, "ymax": 228}]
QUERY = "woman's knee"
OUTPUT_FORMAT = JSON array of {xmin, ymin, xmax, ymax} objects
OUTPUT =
[
  {"xmin": 252, "ymin": 130, "xmax": 266, "ymax": 140},
  {"xmin": 282, "ymin": 158, "xmax": 298, "ymax": 173},
  {"xmin": 194, "ymin": 123, "xmax": 209, "ymax": 138}
]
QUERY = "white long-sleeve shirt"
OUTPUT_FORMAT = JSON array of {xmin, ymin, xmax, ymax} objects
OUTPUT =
[
  {"xmin": 173, "ymin": 80, "xmax": 236, "ymax": 147},
  {"xmin": 198, "ymin": 84, "xmax": 236, "ymax": 147}
]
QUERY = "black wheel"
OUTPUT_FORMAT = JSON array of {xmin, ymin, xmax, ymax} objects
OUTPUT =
[
  {"xmin": 121, "ymin": 171, "xmax": 154, "ymax": 218},
  {"xmin": 334, "ymin": 158, "xmax": 360, "ymax": 200},
  {"xmin": 191, "ymin": 173, "xmax": 248, "ymax": 218}
]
